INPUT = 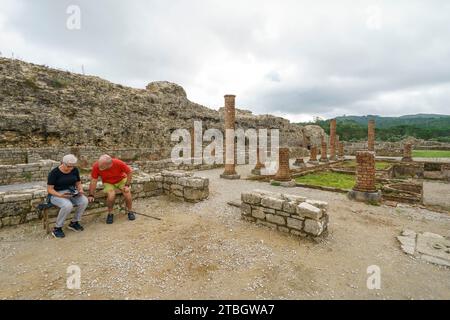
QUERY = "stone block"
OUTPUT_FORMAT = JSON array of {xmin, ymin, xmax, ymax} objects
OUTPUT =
[
  {"xmin": 183, "ymin": 187, "xmax": 208, "ymax": 202},
  {"xmin": 241, "ymin": 203, "xmax": 252, "ymax": 216},
  {"xmin": 282, "ymin": 201, "xmax": 297, "ymax": 214},
  {"xmin": 252, "ymin": 208, "xmax": 266, "ymax": 220},
  {"xmin": 306, "ymin": 199, "xmax": 328, "ymax": 210},
  {"xmin": 241, "ymin": 192, "xmax": 261, "ymax": 205},
  {"xmin": 282, "ymin": 194, "xmax": 307, "ymax": 204},
  {"xmin": 287, "ymin": 217, "xmax": 304, "ymax": 230},
  {"xmin": 296, "ymin": 202, "xmax": 323, "ymax": 220},
  {"xmin": 304, "ymin": 219, "xmax": 325, "ymax": 236},
  {"xmin": 3, "ymin": 193, "xmax": 33, "ymax": 202},
  {"xmin": 266, "ymin": 214, "xmax": 286, "ymax": 225},
  {"xmin": 275, "ymin": 210, "xmax": 290, "ymax": 217},
  {"xmin": 261, "ymin": 197, "xmax": 284, "ymax": 210}
]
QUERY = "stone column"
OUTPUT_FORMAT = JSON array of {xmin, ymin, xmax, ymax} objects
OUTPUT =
[
  {"xmin": 320, "ymin": 141, "xmax": 328, "ymax": 162},
  {"xmin": 308, "ymin": 146, "xmax": 318, "ymax": 164},
  {"xmin": 273, "ymin": 147, "xmax": 294, "ymax": 186},
  {"xmin": 368, "ymin": 119, "xmax": 375, "ymax": 152},
  {"xmin": 220, "ymin": 95, "xmax": 240, "ymax": 179},
  {"xmin": 251, "ymin": 142, "xmax": 265, "ymax": 175},
  {"xmin": 293, "ymin": 157, "xmax": 306, "ymax": 168},
  {"xmin": 402, "ymin": 143, "xmax": 413, "ymax": 162},
  {"xmin": 329, "ymin": 119, "xmax": 337, "ymax": 160},
  {"xmin": 338, "ymin": 142, "xmax": 345, "ymax": 159},
  {"xmin": 348, "ymin": 151, "xmax": 381, "ymax": 203}
]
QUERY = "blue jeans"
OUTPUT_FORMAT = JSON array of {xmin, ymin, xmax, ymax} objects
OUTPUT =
[{"xmin": 50, "ymin": 190, "xmax": 89, "ymax": 228}]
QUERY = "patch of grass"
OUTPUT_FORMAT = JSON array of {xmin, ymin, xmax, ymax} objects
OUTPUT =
[
  {"xmin": 22, "ymin": 172, "xmax": 32, "ymax": 182},
  {"xmin": 271, "ymin": 181, "xmax": 281, "ymax": 186},
  {"xmin": 49, "ymin": 77, "xmax": 69, "ymax": 89},
  {"xmin": 295, "ymin": 171, "xmax": 356, "ymax": 190},
  {"xmin": 412, "ymin": 150, "xmax": 450, "ymax": 158}
]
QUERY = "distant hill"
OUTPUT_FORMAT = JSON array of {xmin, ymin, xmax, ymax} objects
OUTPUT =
[
  {"xmin": 298, "ymin": 114, "xmax": 450, "ymax": 142},
  {"xmin": 335, "ymin": 114, "xmax": 450, "ymax": 128}
]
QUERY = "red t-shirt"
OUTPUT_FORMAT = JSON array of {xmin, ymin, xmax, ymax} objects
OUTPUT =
[{"xmin": 91, "ymin": 158, "xmax": 132, "ymax": 184}]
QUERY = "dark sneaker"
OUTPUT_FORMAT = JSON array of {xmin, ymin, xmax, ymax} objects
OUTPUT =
[
  {"xmin": 68, "ymin": 221, "xmax": 84, "ymax": 232},
  {"xmin": 52, "ymin": 227, "xmax": 65, "ymax": 239},
  {"xmin": 106, "ymin": 214, "xmax": 114, "ymax": 224},
  {"xmin": 127, "ymin": 211, "xmax": 136, "ymax": 221}
]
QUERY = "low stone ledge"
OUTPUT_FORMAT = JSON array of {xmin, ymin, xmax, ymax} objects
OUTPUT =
[
  {"xmin": 0, "ymin": 171, "xmax": 209, "ymax": 228},
  {"xmin": 241, "ymin": 190, "xmax": 329, "ymax": 238}
]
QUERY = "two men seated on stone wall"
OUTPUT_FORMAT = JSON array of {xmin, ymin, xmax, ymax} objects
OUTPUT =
[{"xmin": 47, "ymin": 154, "xmax": 136, "ymax": 238}]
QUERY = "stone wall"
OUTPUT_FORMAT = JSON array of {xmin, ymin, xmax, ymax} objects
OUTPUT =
[
  {"xmin": 241, "ymin": 190, "xmax": 329, "ymax": 238},
  {"xmin": 392, "ymin": 162, "xmax": 450, "ymax": 181},
  {"xmin": 0, "ymin": 146, "xmax": 156, "ymax": 166},
  {"xmin": 160, "ymin": 171, "xmax": 209, "ymax": 202},
  {"xmin": 135, "ymin": 159, "xmax": 222, "ymax": 174},
  {"xmin": 0, "ymin": 160, "xmax": 59, "ymax": 185},
  {"xmin": 344, "ymin": 140, "xmax": 450, "ymax": 156},
  {"xmin": 0, "ymin": 171, "xmax": 209, "ymax": 228}
]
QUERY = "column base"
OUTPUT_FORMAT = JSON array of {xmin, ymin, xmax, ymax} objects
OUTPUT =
[
  {"xmin": 293, "ymin": 162, "xmax": 306, "ymax": 168},
  {"xmin": 251, "ymin": 168, "xmax": 262, "ymax": 175},
  {"xmin": 319, "ymin": 158, "xmax": 329, "ymax": 163},
  {"xmin": 220, "ymin": 173, "xmax": 241, "ymax": 180},
  {"xmin": 270, "ymin": 179, "xmax": 296, "ymax": 187},
  {"xmin": 347, "ymin": 190, "xmax": 381, "ymax": 203}
]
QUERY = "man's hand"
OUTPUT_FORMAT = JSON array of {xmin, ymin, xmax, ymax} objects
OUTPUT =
[
  {"xmin": 123, "ymin": 185, "xmax": 131, "ymax": 193},
  {"xmin": 88, "ymin": 195, "xmax": 95, "ymax": 203},
  {"xmin": 60, "ymin": 193, "xmax": 73, "ymax": 199}
]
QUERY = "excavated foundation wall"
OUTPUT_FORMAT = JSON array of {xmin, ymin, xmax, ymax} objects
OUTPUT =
[{"xmin": 0, "ymin": 171, "xmax": 209, "ymax": 228}]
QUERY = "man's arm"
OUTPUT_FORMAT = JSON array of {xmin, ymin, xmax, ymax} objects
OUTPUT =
[
  {"xmin": 88, "ymin": 179, "xmax": 98, "ymax": 202},
  {"xmin": 125, "ymin": 171, "xmax": 132, "ymax": 187},
  {"xmin": 76, "ymin": 180, "xmax": 84, "ymax": 194},
  {"xmin": 47, "ymin": 185, "xmax": 70, "ymax": 198}
]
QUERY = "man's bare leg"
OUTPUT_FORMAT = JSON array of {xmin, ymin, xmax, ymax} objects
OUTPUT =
[
  {"xmin": 106, "ymin": 190, "xmax": 116, "ymax": 224},
  {"xmin": 122, "ymin": 188, "xmax": 136, "ymax": 220},
  {"xmin": 122, "ymin": 188, "xmax": 132, "ymax": 211}
]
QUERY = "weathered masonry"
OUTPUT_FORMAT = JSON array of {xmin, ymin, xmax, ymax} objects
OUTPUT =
[
  {"xmin": 241, "ymin": 190, "xmax": 329, "ymax": 238},
  {"xmin": 0, "ymin": 171, "xmax": 209, "ymax": 228}
]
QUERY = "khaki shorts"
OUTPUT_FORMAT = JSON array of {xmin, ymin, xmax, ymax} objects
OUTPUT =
[{"xmin": 103, "ymin": 178, "xmax": 128, "ymax": 193}]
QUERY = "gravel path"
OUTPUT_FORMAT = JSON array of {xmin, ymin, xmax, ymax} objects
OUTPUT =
[{"xmin": 0, "ymin": 165, "xmax": 449, "ymax": 300}]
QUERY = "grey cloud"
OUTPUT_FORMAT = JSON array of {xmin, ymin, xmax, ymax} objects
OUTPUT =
[{"xmin": 1, "ymin": 0, "xmax": 450, "ymax": 119}]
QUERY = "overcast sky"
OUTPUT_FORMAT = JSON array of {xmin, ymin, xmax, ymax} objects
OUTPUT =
[{"xmin": 1, "ymin": 0, "xmax": 449, "ymax": 122}]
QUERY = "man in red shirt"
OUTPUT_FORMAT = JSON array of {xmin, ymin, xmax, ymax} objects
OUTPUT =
[{"xmin": 88, "ymin": 154, "xmax": 136, "ymax": 224}]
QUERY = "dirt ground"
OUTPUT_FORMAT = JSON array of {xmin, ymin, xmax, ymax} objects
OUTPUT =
[{"xmin": 0, "ymin": 165, "xmax": 449, "ymax": 300}]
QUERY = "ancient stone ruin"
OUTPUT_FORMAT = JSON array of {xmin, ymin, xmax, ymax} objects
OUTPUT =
[
  {"xmin": 308, "ymin": 146, "xmax": 319, "ymax": 164},
  {"xmin": 272, "ymin": 148, "xmax": 295, "ymax": 187},
  {"xmin": 329, "ymin": 119, "xmax": 337, "ymax": 160},
  {"xmin": 402, "ymin": 143, "xmax": 413, "ymax": 162},
  {"xmin": 348, "ymin": 151, "xmax": 381, "ymax": 203},
  {"xmin": 368, "ymin": 119, "xmax": 375, "ymax": 152},
  {"xmin": 220, "ymin": 95, "xmax": 240, "ymax": 180},
  {"xmin": 241, "ymin": 190, "xmax": 329, "ymax": 238},
  {"xmin": 320, "ymin": 141, "xmax": 328, "ymax": 163}
]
